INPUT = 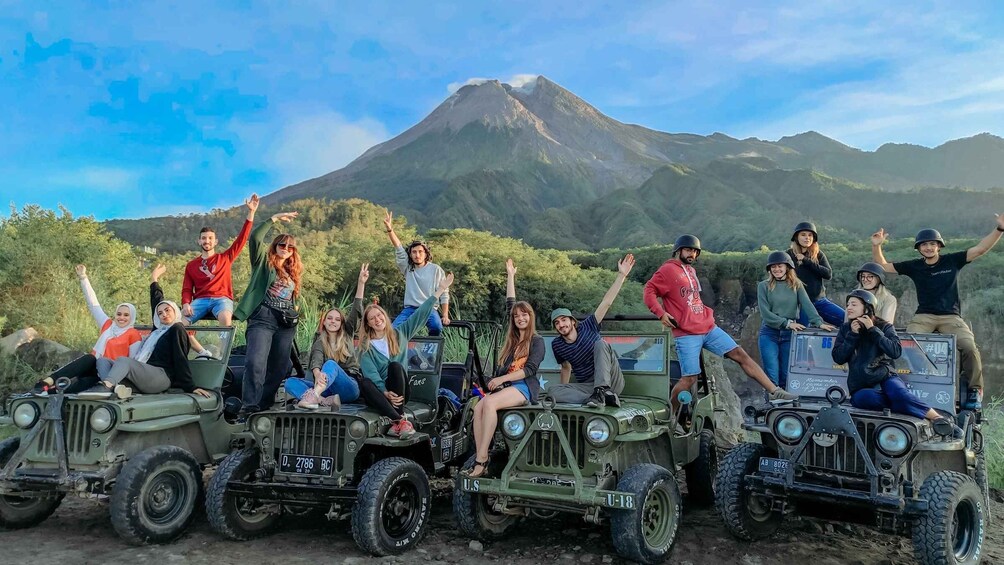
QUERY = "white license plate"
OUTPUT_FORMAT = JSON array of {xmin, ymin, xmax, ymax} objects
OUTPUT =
[
  {"xmin": 279, "ymin": 454, "xmax": 333, "ymax": 476},
  {"xmin": 758, "ymin": 457, "xmax": 789, "ymax": 475}
]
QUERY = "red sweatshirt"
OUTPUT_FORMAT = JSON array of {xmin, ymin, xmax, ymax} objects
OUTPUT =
[
  {"xmin": 643, "ymin": 258, "xmax": 716, "ymax": 337},
  {"xmin": 182, "ymin": 220, "xmax": 252, "ymax": 304}
]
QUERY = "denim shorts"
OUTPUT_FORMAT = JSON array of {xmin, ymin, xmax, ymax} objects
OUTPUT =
[
  {"xmin": 674, "ymin": 325, "xmax": 739, "ymax": 377},
  {"xmin": 187, "ymin": 297, "xmax": 234, "ymax": 323},
  {"xmin": 511, "ymin": 380, "xmax": 531, "ymax": 403}
]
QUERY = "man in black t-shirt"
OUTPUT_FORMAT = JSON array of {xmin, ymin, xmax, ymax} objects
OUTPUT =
[{"xmin": 872, "ymin": 216, "xmax": 1004, "ymax": 410}]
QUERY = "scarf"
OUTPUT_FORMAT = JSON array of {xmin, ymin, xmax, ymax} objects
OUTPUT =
[
  {"xmin": 136, "ymin": 300, "xmax": 182, "ymax": 364},
  {"xmin": 92, "ymin": 303, "xmax": 138, "ymax": 358}
]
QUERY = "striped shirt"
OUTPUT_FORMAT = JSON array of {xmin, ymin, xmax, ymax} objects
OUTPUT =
[{"xmin": 551, "ymin": 315, "xmax": 601, "ymax": 383}]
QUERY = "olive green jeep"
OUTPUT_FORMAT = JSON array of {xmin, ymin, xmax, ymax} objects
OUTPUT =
[
  {"xmin": 718, "ymin": 330, "xmax": 989, "ymax": 565},
  {"xmin": 454, "ymin": 315, "xmax": 721, "ymax": 564},
  {"xmin": 0, "ymin": 326, "xmax": 241, "ymax": 545},
  {"xmin": 205, "ymin": 320, "xmax": 500, "ymax": 556}
]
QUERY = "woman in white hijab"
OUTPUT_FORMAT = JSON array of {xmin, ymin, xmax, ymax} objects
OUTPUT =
[
  {"xmin": 79, "ymin": 265, "xmax": 211, "ymax": 398},
  {"xmin": 33, "ymin": 264, "xmax": 143, "ymax": 394}
]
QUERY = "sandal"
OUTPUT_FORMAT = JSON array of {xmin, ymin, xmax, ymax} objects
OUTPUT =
[{"xmin": 466, "ymin": 457, "xmax": 490, "ymax": 478}]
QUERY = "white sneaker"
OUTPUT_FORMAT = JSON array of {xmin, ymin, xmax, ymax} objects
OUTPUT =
[{"xmin": 114, "ymin": 385, "xmax": 133, "ymax": 399}]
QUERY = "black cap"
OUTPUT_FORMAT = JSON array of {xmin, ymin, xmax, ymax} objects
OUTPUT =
[
  {"xmin": 846, "ymin": 289, "xmax": 878, "ymax": 312},
  {"xmin": 857, "ymin": 262, "xmax": 886, "ymax": 285}
]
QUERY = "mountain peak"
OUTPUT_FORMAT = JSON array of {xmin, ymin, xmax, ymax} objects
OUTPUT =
[{"xmin": 776, "ymin": 131, "xmax": 854, "ymax": 155}]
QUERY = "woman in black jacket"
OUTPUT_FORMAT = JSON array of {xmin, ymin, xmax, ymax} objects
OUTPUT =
[
  {"xmin": 788, "ymin": 221, "xmax": 845, "ymax": 326},
  {"xmin": 467, "ymin": 259, "xmax": 544, "ymax": 478},
  {"xmin": 832, "ymin": 290, "xmax": 959, "ymax": 434}
]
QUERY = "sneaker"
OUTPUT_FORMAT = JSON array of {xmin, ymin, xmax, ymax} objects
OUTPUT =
[
  {"xmin": 603, "ymin": 388, "xmax": 621, "ymax": 408},
  {"xmin": 114, "ymin": 385, "xmax": 133, "ymax": 399},
  {"xmin": 31, "ymin": 379, "xmax": 52, "ymax": 394},
  {"xmin": 195, "ymin": 349, "xmax": 216, "ymax": 360},
  {"xmin": 396, "ymin": 419, "xmax": 416, "ymax": 439},
  {"xmin": 963, "ymin": 388, "xmax": 983, "ymax": 411},
  {"xmin": 297, "ymin": 389, "xmax": 320, "ymax": 410},
  {"xmin": 78, "ymin": 383, "xmax": 114, "ymax": 398},
  {"xmin": 769, "ymin": 387, "xmax": 798, "ymax": 402},
  {"xmin": 584, "ymin": 387, "xmax": 607, "ymax": 409},
  {"xmin": 319, "ymin": 393, "xmax": 341, "ymax": 411},
  {"xmin": 387, "ymin": 420, "xmax": 403, "ymax": 437}
]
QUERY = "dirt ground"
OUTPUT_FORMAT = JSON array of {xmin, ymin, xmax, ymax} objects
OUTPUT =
[{"xmin": 1, "ymin": 479, "xmax": 1001, "ymax": 565}]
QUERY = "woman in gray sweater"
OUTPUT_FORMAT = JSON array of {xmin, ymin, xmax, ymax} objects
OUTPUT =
[
  {"xmin": 284, "ymin": 264, "xmax": 369, "ymax": 410},
  {"xmin": 757, "ymin": 251, "xmax": 835, "ymax": 389}
]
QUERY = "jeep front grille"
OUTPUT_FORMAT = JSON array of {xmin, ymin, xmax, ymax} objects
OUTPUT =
[
  {"xmin": 271, "ymin": 415, "xmax": 349, "ymax": 473},
  {"xmin": 800, "ymin": 419, "xmax": 878, "ymax": 476},
  {"xmin": 36, "ymin": 403, "xmax": 96, "ymax": 459},
  {"xmin": 522, "ymin": 414, "xmax": 586, "ymax": 471}
]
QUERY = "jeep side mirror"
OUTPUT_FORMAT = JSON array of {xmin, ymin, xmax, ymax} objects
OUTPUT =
[{"xmin": 676, "ymin": 390, "xmax": 693, "ymax": 405}]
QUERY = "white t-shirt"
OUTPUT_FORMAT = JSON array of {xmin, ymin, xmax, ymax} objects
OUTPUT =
[{"xmin": 371, "ymin": 337, "xmax": 390, "ymax": 359}]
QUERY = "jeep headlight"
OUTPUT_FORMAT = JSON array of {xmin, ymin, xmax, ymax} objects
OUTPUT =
[
  {"xmin": 253, "ymin": 417, "xmax": 273, "ymax": 436},
  {"xmin": 502, "ymin": 413, "xmax": 527, "ymax": 439},
  {"xmin": 585, "ymin": 418, "xmax": 612, "ymax": 446},
  {"xmin": 89, "ymin": 406, "xmax": 116, "ymax": 433},
  {"xmin": 13, "ymin": 402, "xmax": 40, "ymax": 429},
  {"xmin": 348, "ymin": 420, "xmax": 367, "ymax": 439},
  {"xmin": 876, "ymin": 424, "xmax": 910, "ymax": 457},
  {"xmin": 774, "ymin": 414, "xmax": 805, "ymax": 444}
]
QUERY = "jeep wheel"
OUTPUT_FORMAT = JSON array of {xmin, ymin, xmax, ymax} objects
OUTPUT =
[
  {"xmin": 206, "ymin": 447, "xmax": 279, "ymax": 540},
  {"xmin": 110, "ymin": 445, "xmax": 202, "ymax": 545},
  {"xmin": 683, "ymin": 429, "xmax": 718, "ymax": 506},
  {"xmin": 0, "ymin": 438, "xmax": 64, "ymax": 529},
  {"xmin": 912, "ymin": 470, "xmax": 985, "ymax": 565},
  {"xmin": 715, "ymin": 442, "xmax": 783, "ymax": 540},
  {"xmin": 351, "ymin": 457, "xmax": 431, "ymax": 555},
  {"xmin": 453, "ymin": 453, "xmax": 518, "ymax": 540},
  {"xmin": 610, "ymin": 464, "xmax": 682, "ymax": 564}
]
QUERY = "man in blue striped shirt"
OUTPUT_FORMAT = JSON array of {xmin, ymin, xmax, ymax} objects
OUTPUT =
[{"xmin": 547, "ymin": 254, "xmax": 634, "ymax": 408}]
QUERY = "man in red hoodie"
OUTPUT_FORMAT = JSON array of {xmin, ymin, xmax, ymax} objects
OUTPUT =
[
  {"xmin": 181, "ymin": 194, "xmax": 259, "ymax": 326},
  {"xmin": 644, "ymin": 235, "xmax": 796, "ymax": 408}
]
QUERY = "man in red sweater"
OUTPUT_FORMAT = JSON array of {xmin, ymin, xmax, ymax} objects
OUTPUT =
[
  {"xmin": 181, "ymin": 194, "xmax": 259, "ymax": 326},
  {"xmin": 643, "ymin": 235, "xmax": 796, "ymax": 408}
]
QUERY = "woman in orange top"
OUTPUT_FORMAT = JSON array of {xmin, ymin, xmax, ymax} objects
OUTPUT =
[{"xmin": 32, "ymin": 265, "xmax": 142, "ymax": 394}]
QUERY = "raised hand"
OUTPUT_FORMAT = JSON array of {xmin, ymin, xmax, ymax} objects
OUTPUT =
[
  {"xmin": 995, "ymin": 213, "xmax": 1004, "ymax": 231},
  {"xmin": 151, "ymin": 263, "xmax": 167, "ymax": 282},
  {"xmin": 245, "ymin": 193, "xmax": 260, "ymax": 213},
  {"xmin": 271, "ymin": 211, "xmax": 298, "ymax": 223},
  {"xmin": 383, "ymin": 210, "xmax": 394, "ymax": 231},
  {"xmin": 506, "ymin": 258, "xmax": 516, "ymax": 277},
  {"xmin": 618, "ymin": 253, "xmax": 635, "ymax": 276},
  {"xmin": 871, "ymin": 228, "xmax": 888, "ymax": 246},
  {"xmin": 75, "ymin": 264, "xmax": 87, "ymax": 278},
  {"xmin": 438, "ymin": 272, "xmax": 455, "ymax": 293},
  {"xmin": 358, "ymin": 263, "xmax": 370, "ymax": 284}
]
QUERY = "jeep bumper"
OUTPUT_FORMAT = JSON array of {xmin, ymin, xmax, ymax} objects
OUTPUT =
[
  {"xmin": 226, "ymin": 480, "xmax": 358, "ymax": 504},
  {"xmin": 458, "ymin": 475, "xmax": 636, "ymax": 510},
  {"xmin": 748, "ymin": 473, "xmax": 929, "ymax": 515},
  {"xmin": 0, "ymin": 464, "xmax": 121, "ymax": 496}
]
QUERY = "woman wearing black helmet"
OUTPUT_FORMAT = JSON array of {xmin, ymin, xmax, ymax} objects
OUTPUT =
[
  {"xmin": 832, "ymin": 290, "xmax": 961, "ymax": 435},
  {"xmin": 855, "ymin": 262, "xmax": 897, "ymax": 322},
  {"xmin": 757, "ymin": 251, "xmax": 836, "ymax": 390},
  {"xmin": 787, "ymin": 221, "xmax": 845, "ymax": 326}
]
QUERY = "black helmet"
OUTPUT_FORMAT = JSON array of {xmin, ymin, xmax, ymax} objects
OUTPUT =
[
  {"xmin": 765, "ymin": 250, "xmax": 795, "ymax": 271},
  {"xmin": 672, "ymin": 234, "xmax": 701, "ymax": 256},
  {"xmin": 790, "ymin": 221, "xmax": 818, "ymax": 243},
  {"xmin": 914, "ymin": 228, "xmax": 945, "ymax": 249},
  {"xmin": 857, "ymin": 262, "xmax": 886, "ymax": 285},
  {"xmin": 846, "ymin": 289, "xmax": 878, "ymax": 313}
]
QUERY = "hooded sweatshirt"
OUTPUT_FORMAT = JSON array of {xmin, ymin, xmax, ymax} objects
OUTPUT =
[{"xmin": 643, "ymin": 258, "xmax": 715, "ymax": 337}]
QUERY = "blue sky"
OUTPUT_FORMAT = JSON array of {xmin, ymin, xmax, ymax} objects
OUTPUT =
[{"xmin": 2, "ymin": 1, "xmax": 1004, "ymax": 220}]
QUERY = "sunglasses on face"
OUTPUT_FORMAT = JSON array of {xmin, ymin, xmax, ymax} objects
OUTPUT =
[{"xmin": 276, "ymin": 242, "xmax": 296, "ymax": 250}]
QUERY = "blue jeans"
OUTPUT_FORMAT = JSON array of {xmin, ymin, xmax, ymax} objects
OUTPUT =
[
  {"xmin": 392, "ymin": 305, "xmax": 443, "ymax": 336},
  {"xmin": 798, "ymin": 297, "xmax": 845, "ymax": 327},
  {"xmin": 757, "ymin": 326, "xmax": 792, "ymax": 388},
  {"xmin": 285, "ymin": 360, "xmax": 360, "ymax": 403},
  {"xmin": 851, "ymin": 377, "xmax": 930, "ymax": 419},
  {"xmin": 187, "ymin": 297, "xmax": 234, "ymax": 323}
]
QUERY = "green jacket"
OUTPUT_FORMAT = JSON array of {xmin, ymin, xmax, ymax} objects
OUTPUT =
[
  {"xmin": 234, "ymin": 220, "xmax": 295, "ymax": 321},
  {"xmin": 359, "ymin": 295, "xmax": 437, "ymax": 391}
]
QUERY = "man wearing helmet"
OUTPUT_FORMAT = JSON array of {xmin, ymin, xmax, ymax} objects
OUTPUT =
[
  {"xmin": 644, "ymin": 235, "xmax": 797, "ymax": 408},
  {"xmin": 384, "ymin": 210, "xmax": 450, "ymax": 336},
  {"xmin": 871, "ymin": 215, "xmax": 1004, "ymax": 410}
]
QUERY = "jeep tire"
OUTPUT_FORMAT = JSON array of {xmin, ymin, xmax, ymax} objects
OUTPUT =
[
  {"xmin": 110, "ymin": 445, "xmax": 202, "ymax": 545},
  {"xmin": 206, "ymin": 447, "xmax": 279, "ymax": 540},
  {"xmin": 351, "ymin": 457, "xmax": 431, "ymax": 556},
  {"xmin": 453, "ymin": 453, "xmax": 518, "ymax": 540},
  {"xmin": 610, "ymin": 463, "xmax": 682, "ymax": 564},
  {"xmin": 683, "ymin": 428, "xmax": 717, "ymax": 506},
  {"xmin": 0, "ymin": 437, "xmax": 64, "ymax": 529},
  {"xmin": 715, "ymin": 442, "xmax": 783, "ymax": 540},
  {"xmin": 912, "ymin": 470, "xmax": 985, "ymax": 565}
]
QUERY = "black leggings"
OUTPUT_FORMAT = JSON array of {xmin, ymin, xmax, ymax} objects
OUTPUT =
[
  {"xmin": 357, "ymin": 362, "xmax": 409, "ymax": 421},
  {"xmin": 48, "ymin": 354, "xmax": 101, "ymax": 394}
]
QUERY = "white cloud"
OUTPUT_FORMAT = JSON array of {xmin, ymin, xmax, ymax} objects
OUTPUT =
[
  {"xmin": 45, "ymin": 166, "xmax": 141, "ymax": 192},
  {"xmin": 265, "ymin": 111, "xmax": 389, "ymax": 186},
  {"xmin": 446, "ymin": 73, "xmax": 540, "ymax": 94}
]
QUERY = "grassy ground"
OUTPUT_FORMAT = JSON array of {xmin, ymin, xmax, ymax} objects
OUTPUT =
[{"xmin": 984, "ymin": 395, "xmax": 1004, "ymax": 489}]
